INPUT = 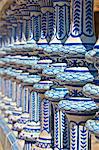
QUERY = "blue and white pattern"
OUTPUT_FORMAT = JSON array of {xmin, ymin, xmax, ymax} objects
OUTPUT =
[
  {"xmin": 57, "ymin": 67, "xmax": 94, "ymax": 85},
  {"xmin": 51, "ymin": 0, "xmax": 70, "ymax": 44},
  {"xmin": 59, "ymin": 97, "xmax": 98, "ymax": 150},
  {"xmin": 12, "ymin": 81, "xmax": 17, "ymax": 102},
  {"xmin": 69, "ymin": 0, "xmax": 96, "ymax": 47},
  {"xmin": 70, "ymin": 122, "xmax": 90, "ymax": 150},
  {"xmin": 33, "ymin": 81, "xmax": 53, "ymax": 91},
  {"xmin": 45, "ymin": 87, "xmax": 69, "ymax": 101},
  {"xmin": 45, "ymin": 87, "xmax": 69, "ymax": 149},
  {"xmin": 83, "ymin": 83, "xmax": 99, "ymax": 101},
  {"xmin": 41, "ymin": 99, "xmax": 51, "ymax": 133},
  {"xmin": 56, "ymin": 67, "xmax": 94, "ymax": 96},
  {"xmin": 30, "ymin": 91, "xmax": 41, "ymax": 122},
  {"xmin": 22, "ymin": 87, "xmax": 30, "ymax": 113},
  {"xmin": 39, "ymin": 0, "xmax": 54, "ymax": 44},
  {"xmin": 24, "ymin": 141, "xmax": 33, "ymax": 150},
  {"xmin": 16, "ymin": 84, "xmax": 22, "ymax": 107},
  {"xmin": 58, "ymin": 97, "xmax": 98, "ymax": 113},
  {"xmin": 42, "ymin": 63, "xmax": 67, "ymax": 76},
  {"xmin": 86, "ymin": 117, "xmax": 99, "ymax": 138}
]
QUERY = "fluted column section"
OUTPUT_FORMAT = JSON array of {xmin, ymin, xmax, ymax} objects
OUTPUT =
[
  {"xmin": 50, "ymin": 0, "xmax": 71, "ymax": 44},
  {"xmin": 38, "ymin": 0, "xmax": 54, "ymax": 44},
  {"xmin": 30, "ymin": 91, "xmax": 41, "ymax": 122},
  {"xmin": 22, "ymin": 86, "xmax": 30, "ymax": 113},
  {"xmin": 66, "ymin": 0, "xmax": 96, "ymax": 49}
]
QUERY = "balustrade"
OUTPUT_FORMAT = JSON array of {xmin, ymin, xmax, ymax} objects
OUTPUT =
[{"xmin": 0, "ymin": 0, "xmax": 99, "ymax": 150}]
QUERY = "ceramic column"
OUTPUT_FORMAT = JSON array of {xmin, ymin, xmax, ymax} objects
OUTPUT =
[
  {"xmin": 21, "ymin": 6, "xmax": 30, "ymax": 42},
  {"xmin": 40, "ymin": 99, "xmax": 51, "ymax": 134},
  {"xmin": 50, "ymin": 0, "xmax": 71, "ymax": 45},
  {"xmin": 59, "ymin": 97, "xmax": 98, "ymax": 150},
  {"xmin": 15, "ymin": 12, "xmax": 23, "ymax": 43},
  {"xmin": 24, "ymin": 1, "xmax": 41, "ymax": 46},
  {"xmin": 6, "ymin": 21, "xmax": 13, "ymax": 46},
  {"xmin": 53, "ymin": 103, "xmax": 70, "ymax": 149},
  {"xmin": 10, "ymin": 17, "xmax": 17, "ymax": 44},
  {"xmin": 22, "ymin": 85, "xmax": 30, "ymax": 114},
  {"xmin": 13, "ymin": 83, "xmax": 30, "ymax": 132},
  {"xmin": 70, "ymin": 122, "xmax": 91, "ymax": 150},
  {"xmin": 38, "ymin": 0, "xmax": 54, "ymax": 45},
  {"xmin": 30, "ymin": 91, "xmax": 41, "ymax": 124},
  {"xmin": 12, "ymin": 79, "xmax": 17, "ymax": 103},
  {"xmin": 7, "ymin": 77, "xmax": 12, "ymax": 101},
  {"xmin": 45, "ymin": 88, "xmax": 70, "ymax": 149},
  {"xmin": 66, "ymin": 0, "xmax": 96, "ymax": 47},
  {"xmin": 16, "ymin": 82, "xmax": 22, "ymax": 108},
  {"xmin": 63, "ymin": 0, "xmax": 96, "ymax": 68},
  {"xmin": 30, "ymin": 2, "xmax": 41, "ymax": 44},
  {"xmin": 32, "ymin": 81, "xmax": 53, "ymax": 149}
]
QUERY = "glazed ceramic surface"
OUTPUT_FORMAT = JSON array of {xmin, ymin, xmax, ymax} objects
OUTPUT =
[
  {"xmin": 57, "ymin": 67, "xmax": 94, "ymax": 85},
  {"xmin": 86, "ymin": 117, "xmax": 99, "ymax": 138},
  {"xmin": 59, "ymin": 97, "xmax": 98, "ymax": 114},
  {"xmin": 34, "ymin": 59, "xmax": 52, "ymax": 70},
  {"xmin": 33, "ymin": 81, "xmax": 53, "ymax": 91},
  {"xmin": 45, "ymin": 87, "xmax": 69, "ymax": 101},
  {"xmin": 59, "ymin": 97, "xmax": 98, "ymax": 150},
  {"xmin": 42, "ymin": 63, "xmax": 67, "ymax": 77},
  {"xmin": 83, "ymin": 83, "xmax": 99, "ymax": 100}
]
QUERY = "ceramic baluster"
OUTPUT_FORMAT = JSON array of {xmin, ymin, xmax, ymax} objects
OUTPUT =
[
  {"xmin": 12, "ymin": 80, "xmax": 17, "ymax": 103},
  {"xmin": 23, "ymin": 1, "xmax": 41, "ymax": 52},
  {"xmin": 45, "ymin": 88, "xmax": 70, "ymax": 149},
  {"xmin": 19, "ymin": 91, "xmax": 41, "ymax": 148},
  {"xmin": 13, "ymin": 85, "xmax": 30, "ymax": 132},
  {"xmin": 29, "ymin": 1, "xmax": 41, "ymax": 44},
  {"xmin": 10, "ymin": 17, "xmax": 18, "ymax": 45},
  {"xmin": 8, "ymin": 79, "xmax": 13, "ymax": 102},
  {"xmin": 21, "ymin": 10, "xmax": 30, "ymax": 42},
  {"xmin": 62, "ymin": 0, "xmax": 96, "ymax": 67},
  {"xmin": 6, "ymin": 21, "xmax": 13, "ymax": 47},
  {"xmin": 8, "ymin": 73, "xmax": 29, "ymax": 126},
  {"xmin": 32, "ymin": 81, "xmax": 53, "ymax": 150},
  {"xmin": 43, "ymin": 0, "xmax": 71, "ymax": 58},
  {"xmin": 38, "ymin": 0, "xmax": 54, "ymax": 46},
  {"xmin": 16, "ymin": 83, "xmax": 22, "ymax": 108},
  {"xmin": 86, "ymin": 116, "xmax": 99, "ymax": 142},
  {"xmin": 16, "ymin": 14, "xmax": 23, "ymax": 43},
  {"xmin": 50, "ymin": 0, "xmax": 70, "ymax": 44},
  {"xmin": 59, "ymin": 97, "xmax": 98, "ymax": 150},
  {"xmin": 17, "ymin": 76, "xmax": 41, "ymax": 149},
  {"xmin": 13, "ymin": 75, "xmax": 41, "ymax": 132},
  {"xmin": 1, "ymin": 76, "xmax": 5, "ymax": 99},
  {"xmin": 19, "ymin": 0, "xmax": 32, "ymax": 43},
  {"xmin": 0, "ymin": 70, "xmax": 4, "ymax": 101},
  {"xmin": 22, "ymin": 86, "xmax": 30, "ymax": 114},
  {"xmin": 27, "ymin": 1, "xmax": 41, "ymax": 44}
]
